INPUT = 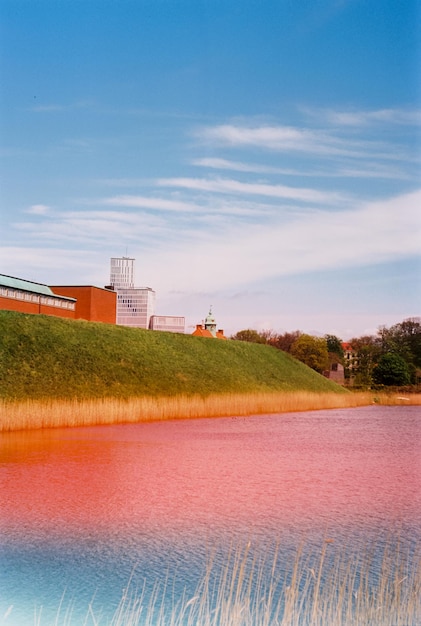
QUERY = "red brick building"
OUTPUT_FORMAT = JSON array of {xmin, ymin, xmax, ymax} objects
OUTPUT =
[
  {"xmin": 52, "ymin": 285, "xmax": 116, "ymax": 324},
  {"xmin": 0, "ymin": 274, "xmax": 116, "ymax": 324},
  {"xmin": 0, "ymin": 274, "xmax": 76, "ymax": 319}
]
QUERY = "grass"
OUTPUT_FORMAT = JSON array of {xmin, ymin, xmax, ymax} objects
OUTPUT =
[
  {"xmin": 2, "ymin": 310, "xmax": 419, "ymax": 431},
  {"xmin": 0, "ymin": 310, "xmax": 346, "ymax": 401},
  {"xmin": 1, "ymin": 391, "xmax": 420, "ymax": 432},
  {"xmin": 32, "ymin": 537, "xmax": 421, "ymax": 625}
]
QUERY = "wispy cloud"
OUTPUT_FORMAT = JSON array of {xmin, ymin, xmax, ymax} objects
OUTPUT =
[
  {"xmin": 30, "ymin": 100, "xmax": 93, "ymax": 113},
  {"xmin": 195, "ymin": 107, "xmax": 420, "ymax": 165},
  {"xmin": 157, "ymin": 177, "xmax": 346, "ymax": 204},
  {"xmin": 192, "ymin": 157, "xmax": 310, "ymax": 177},
  {"xmin": 5, "ymin": 105, "xmax": 419, "ymax": 306},
  {"xmin": 142, "ymin": 189, "xmax": 421, "ymax": 293},
  {"xmin": 25, "ymin": 204, "xmax": 51, "ymax": 215},
  {"xmin": 196, "ymin": 123, "xmax": 391, "ymax": 159},
  {"xmin": 104, "ymin": 195, "xmax": 201, "ymax": 213},
  {"xmin": 193, "ymin": 157, "xmax": 282, "ymax": 174},
  {"xmin": 6, "ymin": 186, "xmax": 421, "ymax": 300},
  {"xmin": 15, "ymin": 210, "xmax": 168, "ymax": 245},
  {"xmin": 312, "ymin": 107, "xmax": 421, "ymax": 127},
  {"xmin": 0, "ymin": 247, "xmax": 98, "ymax": 268},
  {"xmin": 103, "ymin": 194, "xmax": 271, "ymax": 217},
  {"xmin": 193, "ymin": 157, "xmax": 412, "ymax": 180}
]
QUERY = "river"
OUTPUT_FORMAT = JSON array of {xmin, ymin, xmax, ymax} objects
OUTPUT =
[{"xmin": 0, "ymin": 405, "xmax": 420, "ymax": 625}]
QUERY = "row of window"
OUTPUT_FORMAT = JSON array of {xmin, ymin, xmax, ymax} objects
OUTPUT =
[
  {"xmin": 117, "ymin": 317, "xmax": 149, "ymax": 327},
  {"xmin": 0, "ymin": 287, "xmax": 75, "ymax": 310},
  {"xmin": 118, "ymin": 299, "xmax": 152, "ymax": 306},
  {"xmin": 153, "ymin": 316, "xmax": 184, "ymax": 325}
]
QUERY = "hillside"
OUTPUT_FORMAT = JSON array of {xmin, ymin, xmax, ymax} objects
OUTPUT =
[{"xmin": 0, "ymin": 311, "xmax": 346, "ymax": 400}]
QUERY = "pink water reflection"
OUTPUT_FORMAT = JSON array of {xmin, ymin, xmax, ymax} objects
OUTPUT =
[{"xmin": 1, "ymin": 406, "xmax": 420, "ymax": 541}]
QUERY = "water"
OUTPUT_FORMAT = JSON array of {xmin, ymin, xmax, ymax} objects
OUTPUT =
[{"xmin": 0, "ymin": 405, "xmax": 420, "ymax": 624}]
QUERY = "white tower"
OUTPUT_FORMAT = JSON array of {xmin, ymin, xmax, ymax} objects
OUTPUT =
[
  {"xmin": 109, "ymin": 257, "xmax": 155, "ymax": 329},
  {"xmin": 110, "ymin": 257, "xmax": 135, "ymax": 290}
]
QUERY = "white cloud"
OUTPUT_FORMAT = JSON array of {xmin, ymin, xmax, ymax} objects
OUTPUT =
[
  {"xmin": 26, "ymin": 204, "xmax": 51, "ymax": 215},
  {"xmin": 333, "ymin": 164, "xmax": 413, "ymax": 180},
  {"xmin": 3, "ymin": 189, "xmax": 419, "ymax": 339},
  {"xmin": 104, "ymin": 195, "xmax": 201, "ymax": 213},
  {"xmin": 12, "ymin": 185, "xmax": 420, "ymax": 296},
  {"xmin": 320, "ymin": 108, "xmax": 421, "ymax": 127},
  {"xmin": 196, "ymin": 123, "xmax": 390, "ymax": 159},
  {"xmin": 103, "ymin": 194, "xmax": 275, "ymax": 217},
  {"xmin": 193, "ymin": 157, "xmax": 412, "ymax": 180},
  {"xmin": 157, "ymin": 177, "xmax": 345, "ymax": 204},
  {"xmin": 0, "ymin": 247, "xmax": 103, "ymax": 282},
  {"xmin": 192, "ymin": 157, "xmax": 287, "ymax": 174},
  {"xmin": 143, "ymin": 188, "xmax": 421, "ymax": 293},
  {"xmin": 15, "ymin": 210, "xmax": 170, "ymax": 244},
  {"xmin": 196, "ymin": 111, "xmax": 418, "ymax": 165}
]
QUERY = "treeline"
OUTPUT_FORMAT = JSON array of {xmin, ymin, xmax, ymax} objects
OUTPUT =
[{"xmin": 231, "ymin": 318, "xmax": 421, "ymax": 388}]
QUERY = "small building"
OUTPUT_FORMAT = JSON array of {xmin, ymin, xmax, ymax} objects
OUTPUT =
[
  {"xmin": 323, "ymin": 342, "xmax": 358, "ymax": 385},
  {"xmin": 342, "ymin": 342, "xmax": 356, "ymax": 368},
  {"xmin": 149, "ymin": 315, "xmax": 185, "ymax": 333},
  {"xmin": 192, "ymin": 308, "xmax": 227, "ymax": 339},
  {"xmin": 323, "ymin": 361, "xmax": 345, "ymax": 385},
  {"xmin": 0, "ymin": 274, "xmax": 76, "ymax": 319},
  {"xmin": 51, "ymin": 285, "xmax": 117, "ymax": 324}
]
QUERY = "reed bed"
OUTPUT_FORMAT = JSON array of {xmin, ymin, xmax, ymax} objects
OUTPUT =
[
  {"xmin": 37, "ymin": 537, "xmax": 421, "ymax": 625},
  {"xmin": 1, "ymin": 391, "xmax": 420, "ymax": 432}
]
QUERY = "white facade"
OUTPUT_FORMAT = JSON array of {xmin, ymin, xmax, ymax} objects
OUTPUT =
[
  {"xmin": 116, "ymin": 287, "xmax": 155, "ymax": 328},
  {"xmin": 109, "ymin": 257, "xmax": 155, "ymax": 329},
  {"xmin": 110, "ymin": 257, "xmax": 135, "ymax": 290},
  {"xmin": 149, "ymin": 315, "xmax": 185, "ymax": 333}
]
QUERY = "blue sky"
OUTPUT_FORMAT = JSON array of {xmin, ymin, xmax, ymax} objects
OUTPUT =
[{"xmin": 1, "ymin": 0, "xmax": 420, "ymax": 339}]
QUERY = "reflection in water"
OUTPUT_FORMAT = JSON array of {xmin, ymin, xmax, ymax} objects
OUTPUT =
[{"xmin": 0, "ymin": 406, "xmax": 420, "ymax": 624}]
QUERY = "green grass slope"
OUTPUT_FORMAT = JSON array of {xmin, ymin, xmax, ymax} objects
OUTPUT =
[{"xmin": 0, "ymin": 311, "xmax": 346, "ymax": 400}]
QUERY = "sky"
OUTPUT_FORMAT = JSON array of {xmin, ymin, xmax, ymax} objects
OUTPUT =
[{"xmin": 1, "ymin": 0, "xmax": 420, "ymax": 339}]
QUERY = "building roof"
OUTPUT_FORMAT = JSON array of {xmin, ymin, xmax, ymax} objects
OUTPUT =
[
  {"xmin": 1, "ymin": 273, "xmax": 54, "ymax": 296},
  {"xmin": 192, "ymin": 324, "xmax": 214, "ymax": 338},
  {"xmin": 0, "ymin": 274, "xmax": 75, "ymax": 300},
  {"xmin": 52, "ymin": 285, "xmax": 115, "ymax": 293}
]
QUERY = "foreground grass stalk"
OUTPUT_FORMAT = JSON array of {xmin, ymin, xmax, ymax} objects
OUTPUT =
[
  {"xmin": 1, "ymin": 392, "xmax": 420, "ymax": 432},
  {"xmin": 29, "ymin": 538, "xmax": 418, "ymax": 626}
]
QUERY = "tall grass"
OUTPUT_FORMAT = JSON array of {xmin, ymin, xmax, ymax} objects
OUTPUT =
[
  {"xmin": 1, "ymin": 392, "xmax": 420, "ymax": 432},
  {"xmin": 34, "ymin": 537, "xmax": 421, "ymax": 625}
]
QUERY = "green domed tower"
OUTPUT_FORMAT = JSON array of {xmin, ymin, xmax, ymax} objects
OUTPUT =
[{"xmin": 204, "ymin": 306, "xmax": 217, "ymax": 337}]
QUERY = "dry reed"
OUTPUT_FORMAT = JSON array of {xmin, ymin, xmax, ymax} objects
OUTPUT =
[
  {"xmin": 1, "ymin": 392, "xmax": 420, "ymax": 432},
  {"xmin": 38, "ymin": 537, "xmax": 421, "ymax": 626}
]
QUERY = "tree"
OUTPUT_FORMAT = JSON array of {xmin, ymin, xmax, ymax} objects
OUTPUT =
[
  {"xmin": 372, "ymin": 353, "xmax": 411, "ymax": 387},
  {"xmin": 348, "ymin": 335, "xmax": 382, "ymax": 388},
  {"xmin": 399, "ymin": 318, "xmax": 421, "ymax": 368},
  {"xmin": 290, "ymin": 334, "xmax": 329, "ymax": 374},
  {"xmin": 259, "ymin": 329, "xmax": 279, "ymax": 344},
  {"xmin": 378, "ymin": 318, "xmax": 421, "ymax": 371},
  {"xmin": 268, "ymin": 331, "xmax": 301, "ymax": 353},
  {"xmin": 325, "ymin": 334, "xmax": 344, "ymax": 359},
  {"xmin": 231, "ymin": 329, "xmax": 267, "ymax": 344}
]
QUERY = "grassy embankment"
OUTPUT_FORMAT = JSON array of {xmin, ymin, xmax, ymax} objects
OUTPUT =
[{"xmin": 0, "ymin": 310, "xmax": 419, "ymax": 431}]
